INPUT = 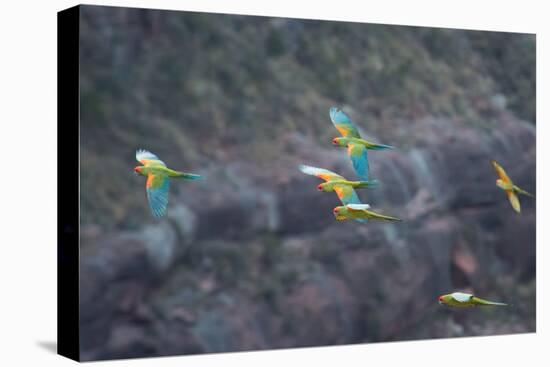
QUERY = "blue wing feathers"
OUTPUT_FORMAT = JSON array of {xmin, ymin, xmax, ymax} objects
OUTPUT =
[
  {"xmin": 147, "ymin": 177, "xmax": 170, "ymax": 218},
  {"xmin": 329, "ymin": 107, "xmax": 352, "ymax": 124},
  {"xmin": 341, "ymin": 188, "xmax": 362, "ymax": 206},
  {"xmin": 349, "ymin": 146, "xmax": 370, "ymax": 181}
]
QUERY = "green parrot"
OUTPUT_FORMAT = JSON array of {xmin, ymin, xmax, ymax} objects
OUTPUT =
[
  {"xmin": 299, "ymin": 164, "xmax": 378, "ymax": 223},
  {"xmin": 438, "ymin": 292, "xmax": 508, "ymax": 307},
  {"xmin": 299, "ymin": 164, "xmax": 378, "ymax": 201},
  {"xmin": 491, "ymin": 160, "xmax": 534, "ymax": 213},
  {"xmin": 332, "ymin": 203, "xmax": 402, "ymax": 223},
  {"xmin": 329, "ymin": 107, "xmax": 393, "ymax": 181},
  {"xmin": 134, "ymin": 149, "xmax": 201, "ymax": 218}
]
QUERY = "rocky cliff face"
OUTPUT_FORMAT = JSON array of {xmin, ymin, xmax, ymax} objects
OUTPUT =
[
  {"xmin": 80, "ymin": 113, "xmax": 535, "ymax": 360},
  {"xmin": 77, "ymin": 5, "xmax": 535, "ymax": 361}
]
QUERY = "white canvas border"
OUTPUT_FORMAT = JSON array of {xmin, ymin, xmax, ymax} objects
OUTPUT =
[{"xmin": 0, "ymin": 0, "xmax": 546, "ymax": 366}]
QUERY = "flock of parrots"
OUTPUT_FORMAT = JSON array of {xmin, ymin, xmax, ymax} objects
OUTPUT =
[{"xmin": 132, "ymin": 106, "xmax": 534, "ymax": 308}]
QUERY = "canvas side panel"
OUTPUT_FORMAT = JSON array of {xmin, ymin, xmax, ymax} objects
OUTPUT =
[{"xmin": 57, "ymin": 5, "xmax": 80, "ymax": 362}]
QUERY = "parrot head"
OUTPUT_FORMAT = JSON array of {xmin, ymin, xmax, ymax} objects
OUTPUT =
[
  {"xmin": 332, "ymin": 137, "xmax": 348, "ymax": 147},
  {"xmin": 332, "ymin": 206, "xmax": 348, "ymax": 221},
  {"xmin": 438, "ymin": 294, "xmax": 452, "ymax": 305},
  {"xmin": 495, "ymin": 179, "xmax": 507, "ymax": 189},
  {"xmin": 318, "ymin": 182, "xmax": 334, "ymax": 192}
]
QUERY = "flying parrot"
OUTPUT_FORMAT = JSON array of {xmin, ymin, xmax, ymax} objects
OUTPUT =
[
  {"xmin": 332, "ymin": 203, "xmax": 401, "ymax": 223},
  {"xmin": 438, "ymin": 292, "xmax": 508, "ymax": 307},
  {"xmin": 134, "ymin": 149, "xmax": 201, "ymax": 218},
  {"xmin": 299, "ymin": 165, "xmax": 378, "ymax": 223},
  {"xmin": 491, "ymin": 160, "xmax": 534, "ymax": 213},
  {"xmin": 299, "ymin": 164, "xmax": 378, "ymax": 203},
  {"xmin": 329, "ymin": 107, "xmax": 393, "ymax": 181}
]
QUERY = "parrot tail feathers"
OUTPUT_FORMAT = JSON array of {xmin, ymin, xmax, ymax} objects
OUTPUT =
[
  {"xmin": 518, "ymin": 187, "xmax": 535, "ymax": 198},
  {"xmin": 182, "ymin": 173, "xmax": 203, "ymax": 180},
  {"xmin": 488, "ymin": 302, "xmax": 508, "ymax": 306},
  {"xmin": 171, "ymin": 171, "xmax": 203, "ymax": 180},
  {"xmin": 474, "ymin": 297, "xmax": 508, "ymax": 306},
  {"xmin": 356, "ymin": 180, "xmax": 379, "ymax": 189},
  {"xmin": 368, "ymin": 142, "xmax": 394, "ymax": 150}
]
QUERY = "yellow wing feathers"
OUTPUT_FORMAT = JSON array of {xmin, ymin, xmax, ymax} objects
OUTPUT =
[
  {"xmin": 491, "ymin": 160, "xmax": 511, "ymax": 184},
  {"xmin": 507, "ymin": 191, "xmax": 521, "ymax": 213}
]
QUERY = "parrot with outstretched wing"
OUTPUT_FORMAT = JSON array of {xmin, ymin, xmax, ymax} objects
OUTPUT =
[
  {"xmin": 299, "ymin": 164, "xmax": 378, "ymax": 205},
  {"xmin": 134, "ymin": 149, "xmax": 201, "ymax": 218},
  {"xmin": 438, "ymin": 292, "xmax": 508, "ymax": 307},
  {"xmin": 299, "ymin": 165, "xmax": 379, "ymax": 223},
  {"xmin": 329, "ymin": 107, "xmax": 393, "ymax": 181},
  {"xmin": 491, "ymin": 160, "xmax": 534, "ymax": 213},
  {"xmin": 332, "ymin": 203, "xmax": 401, "ymax": 223}
]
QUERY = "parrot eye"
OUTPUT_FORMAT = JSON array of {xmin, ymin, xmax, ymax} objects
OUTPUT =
[
  {"xmin": 317, "ymin": 185, "xmax": 323, "ymax": 191},
  {"xmin": 332, "ymin": 138, "xmax": 338, "ymax": 145},
  {"xmin": 438, "ymin": 296, "xmax": 443, "ymax": 302},
  {"xmin": 333, "ymin": 208, "xmax": 338, "ymax": 213}
]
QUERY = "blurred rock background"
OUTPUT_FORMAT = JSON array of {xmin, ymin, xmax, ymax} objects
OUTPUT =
[{"xmin": 78, "ymin": 5, "xmax": 536, "ymax": 361}]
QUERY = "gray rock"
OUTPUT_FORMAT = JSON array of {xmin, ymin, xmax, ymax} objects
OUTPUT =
[{"xmin": 141, "ymin": 221, "xmax": 177, "ymax": 273}]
